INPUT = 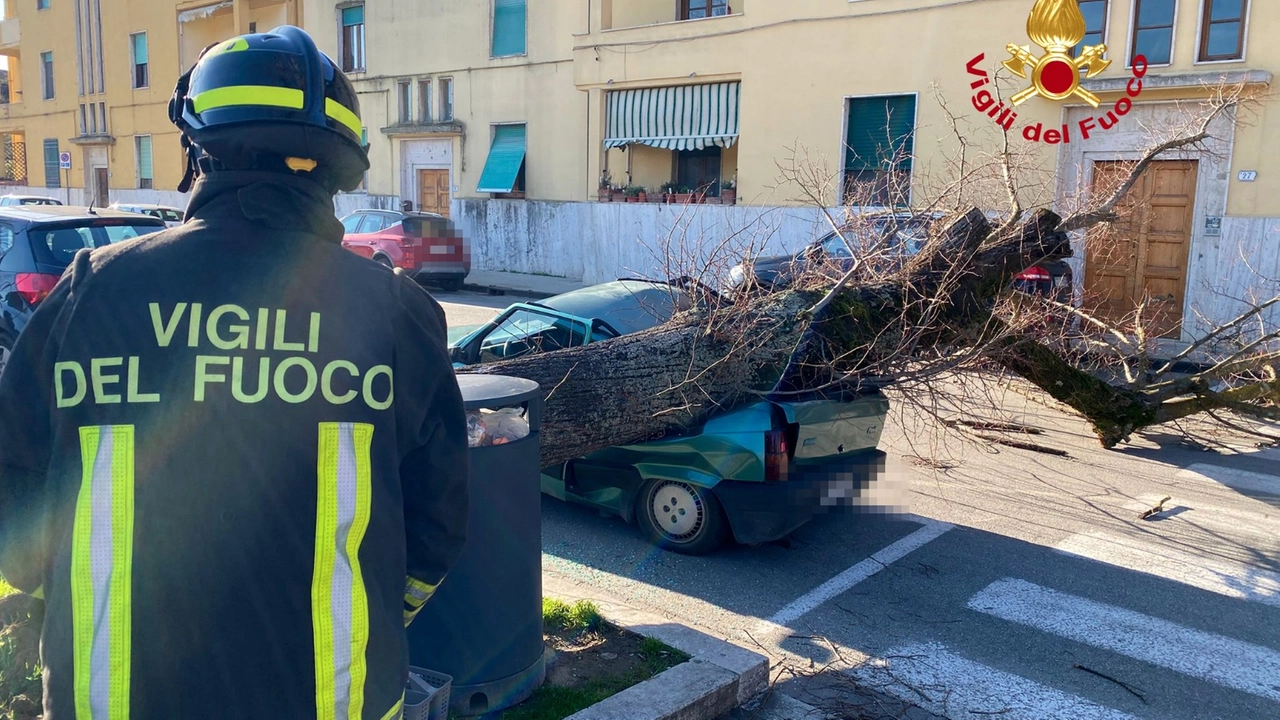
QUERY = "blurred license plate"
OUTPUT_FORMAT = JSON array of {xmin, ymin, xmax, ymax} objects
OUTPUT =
[{"xmin": 430, "ymin": 246, "xmax": 451, "ymax": 255}]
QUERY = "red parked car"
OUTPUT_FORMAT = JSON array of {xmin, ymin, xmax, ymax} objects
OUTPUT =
[{"xmin": 339, "ymin": 209, "xmax": 471, "ymax": 291}]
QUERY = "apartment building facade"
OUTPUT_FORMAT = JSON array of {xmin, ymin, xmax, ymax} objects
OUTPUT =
[{"xmin": 0, "ymin": 0, "xmax": 299, "ymax": 205}]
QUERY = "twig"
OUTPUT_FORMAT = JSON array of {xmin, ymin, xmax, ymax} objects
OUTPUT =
[
  {"xmin": 973, "ymin": 433, "xmax": 1070, "ymax": 456},
  {"xmin": 1137, "ymin": 496, "xmax": 1172, "ymax": 520},
  {"xmin": 1072, "ymin": 663, "xmax": 1148, "ymax": 704}
]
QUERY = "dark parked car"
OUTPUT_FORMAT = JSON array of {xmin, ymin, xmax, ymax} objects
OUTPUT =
[
  {"xmin": 0, "ymin": 207, "xmax": 165, "ymax": 372},
  {"xmin": 726, "ymin": 213, "xmax": 1072, "ymax": 300},
  {"xmin": 340, "ymin": 209, "xmax": 471, "ymax": 291},
  {"xmin": 449, "ymin": 279, "xmax": 890, "ymax": 554}
]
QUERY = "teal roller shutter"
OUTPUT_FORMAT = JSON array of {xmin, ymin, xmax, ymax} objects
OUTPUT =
[
  {"xmin": 137, "ymin": 136, "xmax": 153, "ymax": 180},
  {"xmin": 341, "ymin": 6, "xmax": 363, "ymax": 26},
  {"xmin": 43, "ymin": 139, "xmax": 60, "ymax": 188},
  {"xmin": 132, "ymin": 33, "xmax": 148, "ymax": 65},
  {"xmin": 476, "ymin": 124, "xmax": 527, "ymax": 193},
  {"xmin": 845, "ymin": 95, "xmax": 916, "ymax": 172},
  {"xmin": 492, "ymin": 0, "xmax": 527, "ymax": 57}
]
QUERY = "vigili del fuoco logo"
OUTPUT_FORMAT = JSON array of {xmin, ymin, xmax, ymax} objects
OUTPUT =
[{"xmin": 965, "ymin": 0, "xmax": 1147, "ymax": 144}]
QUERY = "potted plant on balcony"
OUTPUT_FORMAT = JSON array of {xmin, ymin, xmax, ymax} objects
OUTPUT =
[
  {"xmin": 611, "ymin": 184, "xmax": 627, "ymax": 203},
  {"xmin": 598, "ymin": 172, "xmax": 613, "ymax": 202},
  {"xmin": 637, "ymin": 187, "xmax": 649, "ymax": 203},
  {"xmin": 672, "ymin": 184, "xmax": 693, "ymax": 204},
  {"xmin": 720, "ymin": 180, "xmax": 736, "ymax": 205},
  {"xmin": 624, "ymin": 185, "xmax": 643, "ymax": 203},
  {"xmin": 660, "ymin": 181, "xmax": 679, "ymax": 204}
]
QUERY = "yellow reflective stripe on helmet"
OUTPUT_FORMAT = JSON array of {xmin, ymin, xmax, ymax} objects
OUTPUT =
[
  {"xmin": 192, "ymin": 85, "xmax": 305, "ymax": 114},
  {"xmin": 379, "ymin": 694, "xmax": 405, "ymax": 720},
  {"xmin": 325, "ymin": 97, "xmax": 363, "ymax": 140},
  {"xmin": 313, "ymin": 423, "xmax": 374, "ymax": 720},
  {"xmin": 204, "ymin": 37, "xmax": 250, "ymax": 58},
  {"xmin": 72, "ymin": 425, "xmax": 135, "ymax": 720}
]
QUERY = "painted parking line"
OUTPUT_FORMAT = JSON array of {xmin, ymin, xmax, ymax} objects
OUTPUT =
[
  {"xmin": 968, "ymin": 578, "xmax": 1280, "ymax": 702},
  {"xmin": 848, "ymin": 642, "xmax": 1140, "ymax": 720},
  {"xmin": 1055, "ymin": 531, "xmax": 1280, "ymax": 608},
  {"xmin": 1176, "ymin": 464, "xmax": 1280, "ymax": 496},
  {"xmin": 767, "ymin": 519, "xmax": 953, "ymax": 627}
]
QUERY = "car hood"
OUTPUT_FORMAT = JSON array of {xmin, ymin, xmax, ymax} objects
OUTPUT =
[{"xmin": 745, "ymin": 253, "xmax": 801, "ymax": 272}]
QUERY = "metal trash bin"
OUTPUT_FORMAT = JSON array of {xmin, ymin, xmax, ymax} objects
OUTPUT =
[{"xmin": 407, "ymin": 374, "xmax": 546, "ymax": 717}]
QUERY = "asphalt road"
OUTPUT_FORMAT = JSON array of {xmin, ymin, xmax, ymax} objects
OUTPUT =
[{"xmin": 438, "ymin": 290, "xmax": 1280, "ymax": 720}]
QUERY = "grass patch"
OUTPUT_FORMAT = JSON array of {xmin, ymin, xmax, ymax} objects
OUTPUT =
[
  {"xmin": 0, "ymin": 581, "xmax": 42, "ymax": 719},
  {"xmin": 541, "ymin": 598, "xmax": 604, "ymax": 634},
  {"xmin": 0, "ymin": 577, "xmax": 15, "ymax": 599},
  {"xmin": 496, "ymin": 600, "xmax": 689, "ymax": 720}
]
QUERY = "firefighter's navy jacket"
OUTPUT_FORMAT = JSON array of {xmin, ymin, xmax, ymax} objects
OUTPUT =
[{"xmin": 0, "ymin": 171, "xmax": 469, "ymax": 719}]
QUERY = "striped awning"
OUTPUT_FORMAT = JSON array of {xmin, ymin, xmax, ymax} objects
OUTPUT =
[{"xmin": 605, "ymin": 82, "xmax": 740, "ymax": 151}]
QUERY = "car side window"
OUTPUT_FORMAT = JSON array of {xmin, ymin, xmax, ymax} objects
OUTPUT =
[
  {"xmin": 355, "ymin": 215, "xmax": 385, "ymax": 234},
  {"xmin": 340, "ymin": 215, "xmax": 364, "ymax": 233},
  {"xmin": 162, "ymin": 210, "xmax": 183, "ymax": 223},
  {"xmin": 476, "ymin": 309, "xmax": 588, "ymax": 363},
  {"xmin": 820, "ymin": 233, "xmax": 853, "ymax": 258},
  {"xmin": 0, "ymin": 224, "xmax": 13, "ymax": 253}
]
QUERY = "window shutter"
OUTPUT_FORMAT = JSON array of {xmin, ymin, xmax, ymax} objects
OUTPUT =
[
  {"xmin": 845, "ymin": 95, "xmax": 916, "ymax": 173},
  {"xmin": 137, "ymin": 136, "xmax": 153, "ymax": 179},
  {"xmin": 342, "ymin": 6, "xmax": 363, "ymax": 26},
  {"xmin": 43, "ymin": 139, "xmax": 60, "ymax": 188},
  {"xmin": 492, "ymin": 0, "xmax": 527, "ymax": 57},
  {"xmin": 132, "ymin": 34, "xmax": 148, "ymax": 65}
]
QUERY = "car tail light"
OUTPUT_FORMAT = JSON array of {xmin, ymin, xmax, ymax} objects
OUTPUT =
[
  {"xmin": 15, "ymin": 272, "xmax": 60, "ymax": 306},
  {"xmin": 1015, "ymin": 266, "xmax": 1052, "ymax": 282},
  {"xmin": 765, "ymin": 429, "xmax": 789, "ymax": 482}
]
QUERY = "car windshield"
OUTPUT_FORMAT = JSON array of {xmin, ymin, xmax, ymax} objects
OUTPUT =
[
  {"xmin": 35, "ymin": 223, "xmax": 163, "ymax": 265},
  {"xmin": 161, "ymin": 210, "xmax": 183, "ymax": 222},
  {"xmin": 819, "ymin": 218, "xmax": 932, "ymax": 258},
  {"xmin": 476, "ymin": 309, "xmax": 589, "ymax": 362}
]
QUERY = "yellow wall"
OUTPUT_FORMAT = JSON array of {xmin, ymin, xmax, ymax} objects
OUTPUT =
[{"xmin": 607, "ymin": 0, "xmax": 677, "ymax": 30}]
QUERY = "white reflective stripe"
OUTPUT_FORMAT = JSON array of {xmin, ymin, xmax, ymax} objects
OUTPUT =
[
  {"xmin": 331, "ymin": 426, "xmax": 358, "ymax": 719},
  {"xmin": 89, "ymin": 428, "xmax": 115, "ymax": 716}
]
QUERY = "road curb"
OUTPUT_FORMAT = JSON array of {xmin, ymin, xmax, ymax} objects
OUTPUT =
[
  {"xmin": 459, "ymin": 282, "xmax": 558, "ymax": 300},
  {"xmin": 545, "ymin": 573, "xmax": 769, "ymax": 720}
]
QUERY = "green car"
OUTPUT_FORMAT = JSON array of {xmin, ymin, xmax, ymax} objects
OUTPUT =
[{"xmin": 450, "ymin": 280, "xmax": 890, "ymax": 554}]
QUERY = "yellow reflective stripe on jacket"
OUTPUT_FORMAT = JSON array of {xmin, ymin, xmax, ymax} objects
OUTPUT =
[
  {"xmin": 325, "ymin": 98, "xmax": 363, "ymax": 139},
  {"xmin": 404, "ymin": 577, "xmax": 439, "ymax": 608},
  {"xmin": 313, "ymin": 423, "xmax": 374, "ymax": 720},
  {"xmin": 379, "ymin": 693, "xmax": 405, "ymax": 720},
  {"xmin": 72, "ymin": 425, "xmax": 135, "ymax": 720},
  {"xmin": 192, "ymin": 85, "xmax": 305, "ymax": 114}
]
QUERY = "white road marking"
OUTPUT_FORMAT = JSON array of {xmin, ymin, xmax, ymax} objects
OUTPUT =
[
  {"xmin": 767, "ymin": 520, "xmax": 953, "ymax": 627},
  {"xmin": 1177, "ymin": 464, "xmax": 1280, "ymax": 496},
  {"xmin": 1054, "ymin": 532, "xmax": 1280, "ymax": 608},
  {"xmin": 848, "ymin": 642, "xmax": 1140, "ymax": 720},
  {"xmin": 968, "ymin": 578, "xmax": 1280, "ymax": 702},
  {"xmin": 1122, "ymin": 493, "xmax": 1280, "ymax": 543}
]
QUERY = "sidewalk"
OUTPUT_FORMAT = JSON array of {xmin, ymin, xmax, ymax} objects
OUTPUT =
[{"xmin": 463, "ymin": 270, "xmax": 588, "ymax": 299}]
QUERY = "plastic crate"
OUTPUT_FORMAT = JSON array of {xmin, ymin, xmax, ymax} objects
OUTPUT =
[{"xmin": 404, "ymin": 667, "xmax": 452, "ymax": 720}]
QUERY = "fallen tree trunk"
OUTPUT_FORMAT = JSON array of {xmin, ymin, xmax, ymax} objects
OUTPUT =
[{"xmin": 463, "ymin": 207, "xmax": 1073, "ymax": 468}]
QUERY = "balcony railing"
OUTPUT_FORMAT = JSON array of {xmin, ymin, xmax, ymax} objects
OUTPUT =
[{"xmin": 0, "ymin": 17, "xmax": 19, "ymax": 52}]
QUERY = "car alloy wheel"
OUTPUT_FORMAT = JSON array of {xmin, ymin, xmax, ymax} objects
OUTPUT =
[{"xmin": 637, "ymin": 479, "xmax": 728, "ymax": 555}]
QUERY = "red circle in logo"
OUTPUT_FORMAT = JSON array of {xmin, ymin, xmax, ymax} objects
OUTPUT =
[{"xmin": 1039, "ymin": 59, "xmax": 1076, "ymax": 95}]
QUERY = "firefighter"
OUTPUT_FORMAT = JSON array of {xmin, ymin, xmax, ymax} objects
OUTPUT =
[{"xmin": 0, "ymin": 25, "xmax": 468, "ymax": 719}]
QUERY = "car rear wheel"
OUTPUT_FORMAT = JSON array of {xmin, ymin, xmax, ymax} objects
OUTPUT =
[
  {"xmin": 374, "ymin": 255, "xmax": 393, "ymax": 269},
  {"xmin": 636, "ymin": 479, "xmax": 728, "ymax": 555},
  {"xmin": 438, "ymin": 278, "xmax": 463, "ymax": 292}
]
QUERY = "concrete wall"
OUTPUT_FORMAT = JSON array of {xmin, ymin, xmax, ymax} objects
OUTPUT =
[{"xmin": 452, "ymin": 198, "xmax": 833, "ymax": 285}]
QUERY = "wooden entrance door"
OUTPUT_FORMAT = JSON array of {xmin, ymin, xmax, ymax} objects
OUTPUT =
[
  {"xmin": 1084, "ymin": 159, "xmax": 1196, "ymax": 339},
  {"xmin": 94, "ymin": 167, "xmax": 109, "ymax": 208},
  {"xmin": 417, "ymin": 169, "xmax": 451, "ymax": 217}
]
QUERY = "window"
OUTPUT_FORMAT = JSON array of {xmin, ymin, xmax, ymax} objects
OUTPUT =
[
  {"xmin": 475, "ymin": 309, "xmax": 588, "ymax": 362},
  {"xmin": 40, "ymin": 51, "xmax": 54, "ymax": 100},
  {"xmin": 340, "ymin": 214, "xmax": 364, "ymax": 233},
  {"xmin": 1130, "ymin": 0, "xmax": 1176, "ymax": 65},
  {"xmin": 100, "ymin": 102, "xmax": 107, "ymax": 133},
  {"xmin": 1073, "ymin": 0, "xmax": 1108, "ymax": 56},
  {"xmin": 439, "ymin": 78, "xmax": 454, "ymax": 121},
  {"xmin": 131, "ymin": 32, "xmax": 148, "ymax": 88},
  {"xmin": 418, "ymin": 80, "xmax": 432, "ymax": 123},
  {"xmin": 79, "ymin": 104, "xmax": 88, "ymax": 135},
  {"xmin": 248, "ymin": 21, "xmax": 257, "ymax": 32},
  {"xmin": 491, "ymin": 0, "xmax": 527, "ymax": 57},
  {"xmin": 43, "ymin": 139, "xmax": 60, "ymax": 188},
  {"xmin": 0, "ymin": 225, "xmax": 15, "ymax": 253},
  {"xmin": 680, "ymin": 0, "xmax": 729, "ymax": 20},
  {"xmin": 340, "ymin": 5, "xmax": 366, "ymax": 73},
  {"xmin": 37, "ymin": 0, "xmax": 50, "ymax": 9},
  {"xmin": 135, "ymin": 135, "xmax": 153, "ymax": 190},
  {"xmin": 1199, "ymin": 0, "xmax": 1248, "ymax": 61},
  {"xmin": 397, "ymin": 80, "xmax": 412, "ymax": 124},
  {"xmin": 843, "ymin": 95, "xmax": 916, "ymax": 207},
  {"xmin": 676, "ymin": 148, "xmax": 722, "ymax": 197}
]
